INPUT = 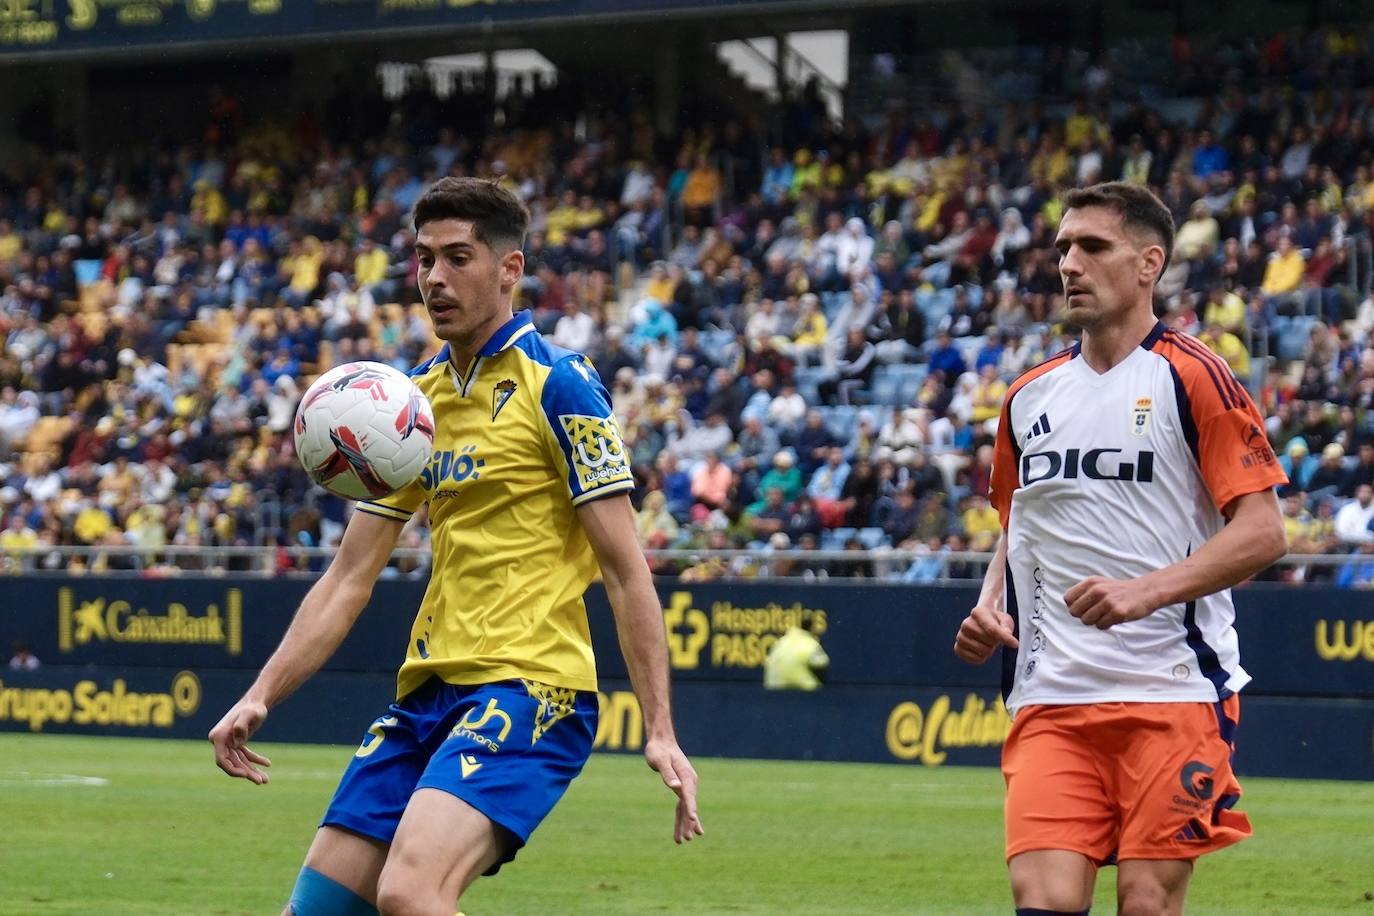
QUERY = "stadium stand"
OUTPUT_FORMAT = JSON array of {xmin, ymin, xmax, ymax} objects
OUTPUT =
[{"xmin": 3, "ymin": 22, "xmax": 1374, "ymax": 582}]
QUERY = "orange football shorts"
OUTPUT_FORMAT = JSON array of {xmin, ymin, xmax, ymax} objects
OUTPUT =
[{"xmin": 1002, "ymin": 696, "xmax": 1251, "ymax": 864}]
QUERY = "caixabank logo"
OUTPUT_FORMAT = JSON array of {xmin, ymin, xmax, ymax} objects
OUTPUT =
[{"xmin": 57, "ymin": 587, "xmax": 242, "ymax": 656}]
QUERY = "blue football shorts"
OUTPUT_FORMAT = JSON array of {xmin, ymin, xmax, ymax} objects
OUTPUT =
[{"xmin": 321, "ymin": 677, "xmax": 598, "ymax": 871}]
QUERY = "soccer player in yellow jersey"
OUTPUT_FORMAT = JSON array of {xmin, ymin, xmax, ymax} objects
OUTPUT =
[{"xmin": 210, "ymin": 178, "xmax": 703, "ymax": 916}]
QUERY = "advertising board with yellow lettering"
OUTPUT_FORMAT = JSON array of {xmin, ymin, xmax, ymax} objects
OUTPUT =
[
  {"xmin": 2, "ymin": 578, "xmax": 1372, "ymax": 779},
  {"xmin": 0, "ymin": 578, "xmax": 408, "ymax": 672}
]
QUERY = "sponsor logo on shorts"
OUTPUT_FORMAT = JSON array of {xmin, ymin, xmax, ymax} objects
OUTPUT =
[
  {"xmin": 1180, "ymin": 760, "xmax": 1215, "ymax": 800},
  {"xmin": 449, "ymin": 697, "xmax": 513, "ymax": 753}
]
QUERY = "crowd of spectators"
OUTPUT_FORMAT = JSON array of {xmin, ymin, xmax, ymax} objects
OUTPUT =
[{"xmin": 3, "ymin": 23, "xmax": 1374, "ymax": 585}]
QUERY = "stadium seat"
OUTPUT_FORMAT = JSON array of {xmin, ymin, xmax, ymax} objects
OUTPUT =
[
  {"xmin": 794, "ymin": 366, "xmax": 826, "ymax": 405},
  {"xmin": 868, "ymin": 368, "xmax": 901, "ymax": 406},
  {"xmin": 856, "ymin": 527, "xmax": 889, "ymax": 549},
  {"xmin": 1277, "ymin": 316, "xmax": 1318, "ymax": 362},
  {"xmin": 820, "ymin": 405, "xmax": 860, "ymax": 440},
  {"xmin": 823, "ymin": 526, "xmax": 858, "ymax": 550}
]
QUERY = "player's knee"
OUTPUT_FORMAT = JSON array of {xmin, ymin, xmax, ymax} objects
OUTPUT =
[
  {"xmin": 375, "ymin": 866, "xmax": 445, "ymax": 916},
  {"xmin": 1010, "ymin": 871, "xmax": 1091, "ymax": 913},
  {"xmin": 1116, "ymin": 875, "xmax": 1172, "ymax": 916},
  {"xmin": 288, "ymin": 867, "xmax": 378, "ymax": 916}
]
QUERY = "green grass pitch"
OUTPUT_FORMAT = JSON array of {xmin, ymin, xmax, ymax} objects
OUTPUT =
[{"xmin": 1, "ymin": 734, "xmax": 1371, "ymax": 915}]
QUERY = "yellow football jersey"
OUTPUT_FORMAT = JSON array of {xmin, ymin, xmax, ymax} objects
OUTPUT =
[{"xmin": 357, "ymin": 310, "xmax": 634, "ymax": 698}]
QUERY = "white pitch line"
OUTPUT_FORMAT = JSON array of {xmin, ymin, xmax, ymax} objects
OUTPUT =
[{"xmin": 0, "ymin": 771, "xmax": 110, "ymax": 787}]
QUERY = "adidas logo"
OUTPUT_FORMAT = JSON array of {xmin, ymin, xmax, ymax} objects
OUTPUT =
[{"xmin": 1025, "ymin": 412, "xmax": 1052, "ymax": 441}]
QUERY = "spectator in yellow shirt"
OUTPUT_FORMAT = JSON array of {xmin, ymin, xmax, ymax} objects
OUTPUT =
[
  {"xmin": 970, "ymin": 364, "xmax": 1008, "ymax": 424},
  {"xmin": 763, "ymin": 617, "xmax": 829, "ymax": 691},
  {"xmin": 1202, "ymin": 286, "xmax": 1247, "ymax": 335},
  {"xmin": 280, "ymin": 236, "xmax": 324, "ymax": 307},
  {"xmin": 681, "ymin": 154, "xmax": 721, "ymax": 225},
  {"xmin": 0, "ymin": 218, "xmax": 21, "ymax": 266},
  {"xmin": 1261, "ymin": 236, "xmax": 1305, "ymax": 293},
  {"xmin": 1064, "ymin": 99, "xmax": 1104, "ymax": 149},
  {"xmin": 1261, "ymin": 235, "xmax": 1305, "ymax": 315},
  {"xmin": 0, "ymin": 515, "xmax": 37, "ymax": 565},
  {"xmin": 960, "ymin": 494, "xmax": 1001, "ymax": 551},
  {"xmin": 353, "ymin": 237, "xmax": 392, "ymax": 299},
  {"xmin": 191, "ymin": 180, "xmax": 228, "ymax": 227},
  {"xmin": 1174, "ymin": 201, "xmax": 1219, "ymax": 262},
  {"xmin": 786, "ymin": 293, "xmax": 828, "ymax": 367},
  {"xmin": 544, "ymin": 190, "xmax": 580, "ymax": 246},
  {"xmin": 1199, "ymin": 321, "xmax": 1251, "ymax": 377},
  {"xmin": 642, "ymin": 261, "xmax": 676, "ymax": 305}
]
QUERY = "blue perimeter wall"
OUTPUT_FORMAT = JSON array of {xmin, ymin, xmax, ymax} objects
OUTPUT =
[{"xmin": 0, "ymin": 578, "xmax": 1370, "ymax": 780}]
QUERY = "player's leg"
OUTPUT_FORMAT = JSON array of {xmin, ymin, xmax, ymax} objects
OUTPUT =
[
  {"xmin": 1115, "ymin": 858, "xmax": 1193, "ymax": 916},
  {"xmin": 1007, "ymin": 850, "xmax": 1096, "ymax": 913},
  {"xmin": 291, "ymin": 686, "xmax": 439, "ymax": 914},
  {"xmin": 1002, "ymin": 705, "xmax": 1116, "ymax": 913},
  {"xmin": 375, "ymin": 679, "xmax": 598, "ymax": 913},
  {"xmin": 1113, "ymin": 697, "xmax": 1251, "ymax": 915},
  {"xmin": 285, "ymin": 827, "xmax": 389, "ymax": 915},
  {"xmin": 375, "ymin": 788, "xmax": 507, "ymax": 916}
]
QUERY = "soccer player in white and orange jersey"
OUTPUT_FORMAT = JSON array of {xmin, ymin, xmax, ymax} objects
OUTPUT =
[
  {"xmin": 209, "ymin": 179, "xmax": 701, "ymax": 916},
  {"xmin": 954, "ymin": 182, "xmax": 1287, "ymax": 916}
]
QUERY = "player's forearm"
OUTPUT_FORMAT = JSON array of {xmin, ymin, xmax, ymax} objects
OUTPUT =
[
  {"xmin": 1139, "ymin": 504, "xmax": 1286, "ymax": 611},
  {"xmin": 604, "ymin": 567, "xmax": 677, "ymax": 741},
  {"xmin": 977, "ymin": 534, "xmax": 1008, "ymax": 610},
  {"xmin": 245, "ymin": 575, "xmax": 374, "ymax": 710}
]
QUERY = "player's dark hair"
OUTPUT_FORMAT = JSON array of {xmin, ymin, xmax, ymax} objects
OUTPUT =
[
  {"xmin": 413, "ymin": 177, "xmax": 529, "ymax": 253},
  {"xmin": 1063, "ymin": 181, "xmax": 1175, "ymax": 269}
]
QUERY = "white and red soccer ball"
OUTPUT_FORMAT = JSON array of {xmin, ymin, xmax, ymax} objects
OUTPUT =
[{"xmin": 293, "ymin": 361, "xmax": 436, "ymax": 500}]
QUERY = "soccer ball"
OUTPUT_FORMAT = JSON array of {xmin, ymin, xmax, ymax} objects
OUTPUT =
[{"xmin": 293, "ymin": 361, "xmax": 436, "ymax": 501}]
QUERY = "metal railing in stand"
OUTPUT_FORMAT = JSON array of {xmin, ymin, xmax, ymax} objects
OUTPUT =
[{"xmin": 0, "ymin": 545, "xmax": 1364, "ymax": 585}]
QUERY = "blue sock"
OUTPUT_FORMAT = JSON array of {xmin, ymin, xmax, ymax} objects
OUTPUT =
[{"xmin": 288, "ymin": 866, "xmax": 378, "ymax": 916}]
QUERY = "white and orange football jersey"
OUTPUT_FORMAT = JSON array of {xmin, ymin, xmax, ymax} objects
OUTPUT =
[{"xmin": 990, "ymin": 323, "xmax": 1288, "ymax": 713}]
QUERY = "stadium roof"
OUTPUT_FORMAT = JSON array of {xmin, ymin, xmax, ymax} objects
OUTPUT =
[{"xmin": 0, "ymin": 0, "xmax": 911, "ymax": 64}]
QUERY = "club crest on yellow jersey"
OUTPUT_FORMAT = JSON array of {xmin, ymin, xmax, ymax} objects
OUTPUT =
[{"xmin": 492, "ymin": 379, "xmax": 517, "ymax": 421}]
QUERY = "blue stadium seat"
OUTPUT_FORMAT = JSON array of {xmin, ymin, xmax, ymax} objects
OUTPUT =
[
  {"xmin": 868, "ymin": 368, "xmax": 901, "ymax": 406},
  {"xmin": 793, "ymin": 366, "xmax": 826, "ymax": 405},
  {"xmin": 1277, "ymin": 316, "xmax": 1317, "ymax": 362},
  {"xmin": 856, "ymin": 527, "xmax": 889, "ymax": 549},
  {"xmin": 822, "ymin": 405, "xmax": 859, "ymax": 440},
  {"xmin": 897, "ymin": 373, "xmax": 927, "ymax": 406},
  {"xmin": 825, "ymin": 527, "xmax": 858, "ymax": 550}
]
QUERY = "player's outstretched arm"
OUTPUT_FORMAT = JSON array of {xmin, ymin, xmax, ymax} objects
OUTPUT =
[
  {"xmin": 954, "ymin": 532, "xmax": 1018, "ymax": 664},
  {"xmin": 1067, "ymin": 488, "xmax": 1286, "ymax": 630},
  {"xmin": 577, "ymin": 494, "xmax": 704, "ymax": 844},
  {"xmin": 209, "ymin": 510, "xmax": 404, "ymax": 784}
]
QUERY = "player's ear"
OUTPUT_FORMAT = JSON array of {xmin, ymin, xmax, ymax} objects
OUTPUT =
[
  {"xmin": 1140, "ymin": 243, "xmax": 1166, "ymax": 287},
  {"xmin": 499, "ymin": 247, "xmax": 524, "ymax": 289}
]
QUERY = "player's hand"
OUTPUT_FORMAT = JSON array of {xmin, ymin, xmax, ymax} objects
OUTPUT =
[
  {"xmin": 953, "ymin": 604, "xmax": 1019, "ymax": 664},
  {"xmin": 1065, "ymin": 576, "xmax": 1154, "ymax": 629},
  {"xmin": 644, "ymin": 736, "xmax": 704, "ymax": 844},
  {"xmin": 208, "ymin": 698, "xmax": 272, "ymax": 785}
]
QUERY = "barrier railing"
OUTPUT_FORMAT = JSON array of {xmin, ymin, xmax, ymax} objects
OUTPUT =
[{"xmin": 0, "ymin": 545, "xmax": 1365, "ymax": 582}]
